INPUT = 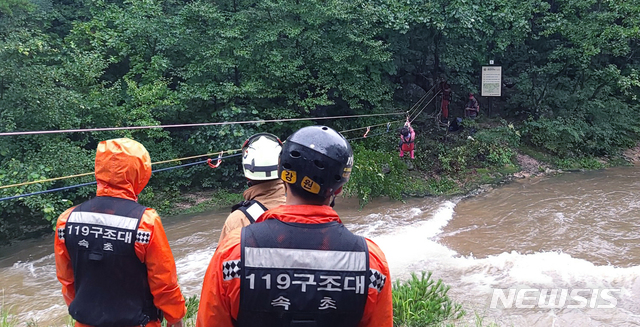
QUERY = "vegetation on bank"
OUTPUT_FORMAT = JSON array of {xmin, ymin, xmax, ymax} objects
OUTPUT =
[
  {"xmin": 343, "ymin": 114, "xmax": 633, "ymax": 208},
  {"xmin": 146, "ymin": 189, "xmax": 243, "ymax": 218},
  {"xmin": 1, "ymin": 0, "xmax": 639, "ymax": 243},
  {"xmin": 392, "ymin": 272, "xmax": 464, "ymax": 326}
]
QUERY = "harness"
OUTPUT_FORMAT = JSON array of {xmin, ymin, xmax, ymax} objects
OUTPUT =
[
  {"xmin": 401, "ymin": 134, "xmax": 413, "ymax": 144},
  {"xmin": 231, "ymin": 200, "xmax": 268, "ymax": 224},
  {"xmin": 400, "ymin": 133, "xmax": 415, "ymax": 152}
]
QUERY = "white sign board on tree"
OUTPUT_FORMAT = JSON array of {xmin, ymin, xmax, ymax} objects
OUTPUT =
[{"xmin": 481, "ymin": 66, "xmax": 502, "ymax": 97}]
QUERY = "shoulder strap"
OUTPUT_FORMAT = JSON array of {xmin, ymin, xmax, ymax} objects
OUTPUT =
[
  {"xmin": 232, "ymin": 200, "xmax": 268, "ymax": 224},
  {"xmin": 231, "ymin": 200, "xmax": 246, "ymax": 212}
]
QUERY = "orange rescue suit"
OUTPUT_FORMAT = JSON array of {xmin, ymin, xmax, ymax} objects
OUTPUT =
[
  {"xmin": 54, "ymin": 138, "xmax": 186, "ymax": 327},
  {"xmin": 196, "ymin": 205, "xmax": 393, "ymax": 327}
]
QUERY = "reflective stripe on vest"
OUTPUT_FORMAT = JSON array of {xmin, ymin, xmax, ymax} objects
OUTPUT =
[
  {"xmin": 237, "ymin": 219, "xmax": 369, "ymax": 327},
  {"xmin": 64, "ymin": 196, "xmax": 159, "ymax": 327}
]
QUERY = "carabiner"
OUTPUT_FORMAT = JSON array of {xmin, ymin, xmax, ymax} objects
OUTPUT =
[
  {"xmin": 363, "ymin": 126, "xmax": 371, "ymax": 138},
  {"xmin": 207, "ymin": 151, "xmax": 223, "ymax": 168}
]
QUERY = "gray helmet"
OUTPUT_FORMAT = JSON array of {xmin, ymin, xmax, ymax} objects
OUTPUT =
[{"xmin": 279, "ymin": 126, "xmax": 353, "ymax": 199}]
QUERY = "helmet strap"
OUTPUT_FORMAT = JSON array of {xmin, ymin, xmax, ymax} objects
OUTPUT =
[{"xmin": 329, "ymin": 194, "xmax": 336, "ymax": 208}]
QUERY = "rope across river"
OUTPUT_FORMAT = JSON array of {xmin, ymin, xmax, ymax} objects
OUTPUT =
[{"xmin": 0, "ymin": 108, "xmax": 437, "ymax": 201}]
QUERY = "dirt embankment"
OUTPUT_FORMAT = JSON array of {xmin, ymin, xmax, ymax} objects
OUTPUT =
[
  {"xmin": 512, "ymin": 153, "xmax": 551, "ymax": 179},
  {"xmin": 172, "ymin": 191, "xmax": 217, "ymax": 210},
  {"xmin": 623, "ymin": 143, "xmax": 640, "ymax": 164}
]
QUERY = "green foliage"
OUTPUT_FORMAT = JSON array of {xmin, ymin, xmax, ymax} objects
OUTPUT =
[
  {"xmin": 473, "ymin": 122, "xmax": 521, "ymax": 148},
  {"xmin": 160, "ymin": 295, "xmax": 198, "ymax": 327},
  {"xmin": 161, "ymin": 190, "xmax": 243, "ymax": 217},
  {"xmin": 472, "ymin": 122, "xmax": 520, "ymax": 167},
  {"xmin": 0, "ymin": 291, "xmax": 15, "ymax": 327},
  {"xmin": 471, "ymin": 313, "xmax": 501, "ymax": 327},
  {"xmin": 434, "ymin": 122, "xmax": 519, "ymax": 176},
  {"xmin": 59, "ymin": 316, "xmax": 75, "ymax": 327},
  {"xmin": 343, "ymin": 143, "xmax": 407, "ymax": 206},
  {"xmin": 185, "ymin": 295, "xmax": 199, "ymax": 320},
  {"xmin": 1, "ymin": 0, "xmax": 640, "ymax": 242},
  {"xmin": 0, "ymin": 310, "xmax": 16, "ymax": 327},
  {"xmin": 425, "ymin": 177, "xmax": 460, "ymax": 196},
  {"xmin": 523, "ymin": 118, "xmax": 587, "ymax": 157},
  {"xmin": 0, "ymin": 0, "xmax": 32, "ymax": 16},
  {"xmin": 523, "ymin": 111, "xmax": 640, "ymax": 158},
  {"xmin": 393, "ymin": 272, "xmax": 465, "ymax": 327}
]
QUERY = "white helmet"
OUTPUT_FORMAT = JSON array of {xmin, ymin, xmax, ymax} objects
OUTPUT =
[{"xmin": 242, "ymin": 133, "xmax": 283, "ymax": 180}]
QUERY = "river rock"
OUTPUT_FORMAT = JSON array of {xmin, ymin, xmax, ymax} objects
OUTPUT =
[{"xmin": 513, "ymin": 171, "xmax": 531, "ymax": 179}]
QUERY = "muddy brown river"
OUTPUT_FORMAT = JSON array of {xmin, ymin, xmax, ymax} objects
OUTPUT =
[{"xmin": 2, "ymin": 167, "xmax": 640, "ymax": 326}]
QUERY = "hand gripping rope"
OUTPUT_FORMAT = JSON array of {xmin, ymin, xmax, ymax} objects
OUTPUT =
[
  {"xmin": 363, "ymin": 126, "xmax": 370, "ymax": 138},
  {"xmin": 207, "ymin": 151, "xmax": 224, "ymax": 169}
]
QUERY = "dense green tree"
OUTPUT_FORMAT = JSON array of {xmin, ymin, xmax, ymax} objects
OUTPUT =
[{"xmin": 0, "ymin": 0, "xmax": 639, "ymax": 243}]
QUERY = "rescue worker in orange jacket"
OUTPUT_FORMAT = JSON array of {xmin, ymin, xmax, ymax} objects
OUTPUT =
[
  {"xmin": 197, "ymin": 126, "xmax": 393, "ymax": 327},
  {"xmin": 439, "ymin": 79, "xmax": 452, "ymax": 122},
  {"xmin": 54, "ymin": 138, "xmax": 186, "ymax": 327},
  {"xmin": 218, "ymin": 133, "xmax": 285, "ymax": 244}
]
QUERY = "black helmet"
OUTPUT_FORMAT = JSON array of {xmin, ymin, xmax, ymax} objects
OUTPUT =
[
  {"xmin": 279, "ymin": 126, "xmax": 354, "ymax": 199},
  {"xmin": 400, "ymin": 127, "xmax": 409, "ymax": 137}
]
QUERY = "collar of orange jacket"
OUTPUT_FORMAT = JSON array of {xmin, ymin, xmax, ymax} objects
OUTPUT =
[
  {"xmin": 256, "ymin": 205, "xmax": 343, "ymax": 224},
  {"xmin": 95, "ymin": 138, "xmax": 152, "ymax": 202}
]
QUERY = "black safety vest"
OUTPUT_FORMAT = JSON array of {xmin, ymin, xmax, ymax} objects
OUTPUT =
[
  {"xmin": 231, "ymin": 200, "xmax": 268, "ymax": 224},
  {"xmin": 237, "ymin": 218, "xmax": 370, "ymax": 327},
  {"xmin": 63, "ymin": 196, "xmax": 160, "ymax": 327}
]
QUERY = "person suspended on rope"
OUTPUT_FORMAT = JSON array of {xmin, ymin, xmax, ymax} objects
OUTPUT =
[
  {"xmin": 399, "ymin": 119, "xmax": 416, "ymax": 159},
  {"xmin": 465, "ymin": 93, "xmax": 480, "ymax": 118},
  {"xmin": 54, "ymin": 138, "xmax": 186, "ymax": 327},
  {"xmin": 218, "ymin": 133, "xmax": 286, "ymax": 245},
  {"xmin": 439, "ymin": 79, "xmax": 452, "ymax": 122},
  {"xmin": 196, "ymin": 125, "xmax": 393, "ymax": 327}
]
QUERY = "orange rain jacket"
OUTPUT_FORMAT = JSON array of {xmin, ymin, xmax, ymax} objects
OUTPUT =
[
  {"xmin": 54, "ymin": 138, "xmax": 186, "ymax": 327},
  {"xmin": 197, "ymin": 205, "xmax": 393, "ymax": 327}
]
